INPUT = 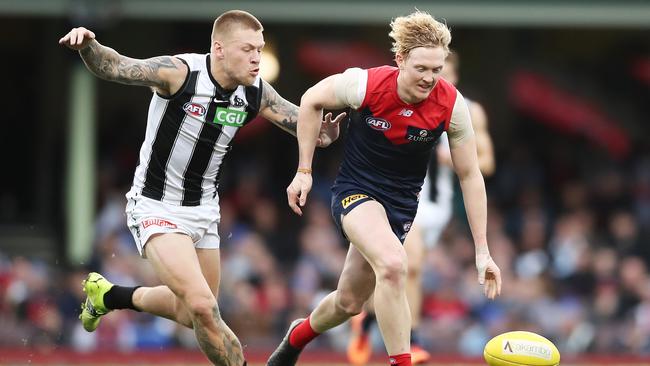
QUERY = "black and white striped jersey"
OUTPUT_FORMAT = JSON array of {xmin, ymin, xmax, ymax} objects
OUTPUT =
[{"xmin": 131, "ymin": 53, "xmax": 263, "ymax": 206}]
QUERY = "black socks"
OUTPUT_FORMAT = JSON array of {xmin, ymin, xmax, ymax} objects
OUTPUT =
[
  {"xmin": 362, "ymin": 312, "xmax": 376, "ymax": 332},
  {"xmin": 411, "ymin": 329, "xmax": 421, "ymax": 346},
  {"xmin": 103, "ymin": 285, "xmax": 141, "ymax": 311}
]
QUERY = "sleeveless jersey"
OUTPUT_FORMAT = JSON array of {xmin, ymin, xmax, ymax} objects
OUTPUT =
[
  {"xmin": 335, "ymin": 66, "xmax": 458, "ymax": 206},
  {"xmin": 131, "ymin": 53, "xmax": 263, "ymax": 206}
]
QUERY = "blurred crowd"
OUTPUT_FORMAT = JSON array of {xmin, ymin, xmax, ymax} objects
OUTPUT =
[{"xmin": 2, "ymin": 124, "xmax": 650, "ymax": 357}]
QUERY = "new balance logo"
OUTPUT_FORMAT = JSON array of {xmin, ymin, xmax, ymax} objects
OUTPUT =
[{"xmin": 398, "ymin": 108, "xmax": 413, "ymax": 117}]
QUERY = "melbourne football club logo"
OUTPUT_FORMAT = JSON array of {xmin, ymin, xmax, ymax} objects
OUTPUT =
[
  {"xmin": 182, "ymin": 102, "xmax": 206, "ymax": 117},
  {"xmin": 366, "ymin": 117, "xmax": 391, "ymax": 131},
  {"xmin": 213, "ymin": 107, "xmax": 248, "ymax": 127}
]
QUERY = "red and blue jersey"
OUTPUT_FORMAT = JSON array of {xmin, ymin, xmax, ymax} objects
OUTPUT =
[{"xmin": 334, "ymin": 66, "xmax": 458, "ymax": 207}]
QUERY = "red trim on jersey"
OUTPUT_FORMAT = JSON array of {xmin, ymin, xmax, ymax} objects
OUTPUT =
[{"xmin": 359, "ymin": 66, "xmax": 458, "ymax": 145}]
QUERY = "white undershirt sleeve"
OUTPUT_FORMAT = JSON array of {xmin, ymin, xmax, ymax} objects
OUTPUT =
[
  {"xmin": 447, "ymin": 91, "xmax": 475, "ymax": 148},
  {"xmin": 333, "ymin": 67, "xmax": 368, "ymax": 110}
]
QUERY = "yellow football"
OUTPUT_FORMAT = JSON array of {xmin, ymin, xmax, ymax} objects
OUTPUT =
[{"xmin": 483, "ymin": 331, "xmax": 560, "ymax": 366}]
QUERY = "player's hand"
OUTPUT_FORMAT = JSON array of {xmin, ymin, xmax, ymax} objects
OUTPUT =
[
  {"xmin": 59, "ymin": 27, "xmax": 96, "ymax": 50},
  {"xmin": 476, "ymin": 249, "xmax": 502, "ymax": 300},
  {"xmin": 286, "ymin": 171, "xmax": 313, "ymax": 216},
  {"xmin": 316, "ymin": 112, "xmax": 346, "ymax": 148}
]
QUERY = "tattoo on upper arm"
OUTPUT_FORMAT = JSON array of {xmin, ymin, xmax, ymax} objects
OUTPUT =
[
  {"xmin": 80, "ymin": 41, "xmax": 180, "ymax": 90},
  {"xmin": 261, "ymin": 80, "xmax": 298, "ymax": 133}
]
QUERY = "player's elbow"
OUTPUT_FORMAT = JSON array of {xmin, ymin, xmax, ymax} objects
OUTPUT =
[
  {"xmin": 456, "ymin": 163, "xmax": 482, "ymax": 183},
  {"xmin": 300, "ymin": 86, "xmax": 324, "ymax": 110}
]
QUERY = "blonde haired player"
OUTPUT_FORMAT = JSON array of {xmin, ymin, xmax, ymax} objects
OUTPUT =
[
  {"xmin": 346, "ymin": 51, "xmax": 497, "ymax": 365},
  {"xmin": 267, "ymin": 11, "xmax": 501, "ymax": 366},
  {"xmin": 59, "ymin": 10, "xmax": 343, "ymax": 366}
]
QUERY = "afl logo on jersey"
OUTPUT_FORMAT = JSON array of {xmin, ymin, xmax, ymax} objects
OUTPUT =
[
  {"xmin": 366, "ymin": 117, "xmax": 391, "ymax": 131},
  {"xmin": 183, "ymin": 102, "xmax": 206, "ymax": 117}
]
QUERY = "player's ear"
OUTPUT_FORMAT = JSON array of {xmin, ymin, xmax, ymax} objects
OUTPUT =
[
  {"xmin": 212, "ymin": 40, "xmax": 225, "ymax": 59},
  {"xmin": 395, "ymin": 53, "xmax": 405, "ymax": 69}
]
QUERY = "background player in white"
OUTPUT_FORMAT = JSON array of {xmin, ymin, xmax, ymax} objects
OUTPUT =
[{"xmin": 59, "ymin": 10, "xmax": 343, "ymax": 366}]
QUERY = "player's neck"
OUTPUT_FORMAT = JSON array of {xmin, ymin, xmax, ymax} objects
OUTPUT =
[{"xmin": 209, "ymin": 57, "xmax": 238, "ymax": 91}]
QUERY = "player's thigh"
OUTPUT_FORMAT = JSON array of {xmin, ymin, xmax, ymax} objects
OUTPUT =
[
  {"xmin": 197, "ymin": 248, "xmax": 220, "ymax": 297},
  {"xmin": 341, "ymin": 200, "xmax": 406, "ymax": 270},
  {"xmin": 337, "ymin": 245, "xmax": 376, "ymax": 302},
  {"xmin": 145, "ymin": 232, "xmax": 212, "ymax": 299}
]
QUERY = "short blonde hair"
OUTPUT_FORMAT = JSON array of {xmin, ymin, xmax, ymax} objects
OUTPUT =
[
  {"xmin": 389, "ymin": 10, "xmax": 451, "ymax": 57},
  {"xmin": 211, "ymin": 10, "xmax": 263, "ymax": 42}
]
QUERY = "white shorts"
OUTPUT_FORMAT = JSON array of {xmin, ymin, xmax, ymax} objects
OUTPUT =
[
  {"xmin": 414, "ymin": 166, "xmax": 454, "ymax": 248},
  {"xmin": 413, "ymin": 200, "xmax": 453, "ymax": 249},
  {"xmin": 125, "ymin": 190, "xmax": 221, "ymax": 257}
]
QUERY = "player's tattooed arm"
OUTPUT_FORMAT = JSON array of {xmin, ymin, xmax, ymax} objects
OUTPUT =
[
  {"xmin": 79, "ymin": 40, "xmax": 187, "ymax": 95},
  {"xmin": 259, "ymin": 79, "xmax": 299, "ymax": 135}
]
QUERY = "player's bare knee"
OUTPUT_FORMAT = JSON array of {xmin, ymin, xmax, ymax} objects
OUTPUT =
[
  {"xmin": 375, "ymin": 254, "xmax": 408, "ymax": 287},
  {"xmin": 334, "ymin": 289, "xmax": 366, "ymax": 316},
  {"xmin": 185, "ymin": 293, "xmax": 218, "ymax": 323}
]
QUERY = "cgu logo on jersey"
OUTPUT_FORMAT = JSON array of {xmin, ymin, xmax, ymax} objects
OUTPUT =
[
  {"xmin": 213, "ymin": 107, "xmax": 248, "ymax": 127},
  {"xmin": 183, "ymin": 102, "xmax": 206, "ymax": 117},
  {"xmin": 366, "ymin": 117, "xmax": 391, "ymax": 131}
]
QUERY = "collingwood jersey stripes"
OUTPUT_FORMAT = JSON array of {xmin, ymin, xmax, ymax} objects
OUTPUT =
[{"xmin": 132, "ymin": 53, "xmax": 263, "ymax": 206}]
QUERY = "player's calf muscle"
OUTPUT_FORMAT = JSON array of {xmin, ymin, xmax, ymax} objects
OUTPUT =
[{"xmin": 193, "ymin": 305, "xmax": 244, "ymax": 366}]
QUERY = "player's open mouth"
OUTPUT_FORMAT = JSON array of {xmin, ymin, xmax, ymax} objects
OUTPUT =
[{"xmin": 250, "ymin": 69, "xmax": 259, "ymax": 76}]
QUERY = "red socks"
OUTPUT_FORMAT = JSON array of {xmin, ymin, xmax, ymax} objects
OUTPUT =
[
  {"xmin": 287, "ymin": 315, "xmax": 411, "ymax": 366},
  {"xmin": 389, "ymin": 353, "xmax": 411, "ymax": 366},
  {"xmin": 288, "ymin": 316, "xmax": 320, "ymax": 349}
]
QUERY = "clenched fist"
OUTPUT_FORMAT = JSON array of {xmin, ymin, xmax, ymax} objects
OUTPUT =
[{"xmin": 59, "ymin": 27, "xmax": 96, "ymax": 50}]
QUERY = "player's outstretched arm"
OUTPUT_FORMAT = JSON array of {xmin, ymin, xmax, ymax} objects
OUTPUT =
[
  {"xmin": 259, "ymin": 80, "xmax": 346, "ymax": 148},
  {"xmin": 59, "ymin": 27, "xmax": 187, "ymax": 96},
  {"xmin": 450, "ymin": 138, "xmax": 502, "ymax": 299},
  {"xmin": 449, "ymin": 93, "xmax": 502, "ymax": 299},
  {"xmin": 285, "ymin": 74, "xmax": 349, "ymax": 216}
]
